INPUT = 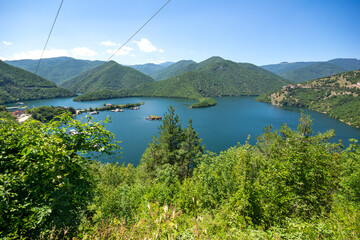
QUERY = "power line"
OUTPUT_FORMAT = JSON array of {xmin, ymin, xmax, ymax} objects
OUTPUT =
[
  {"xmin": 107, "ymin": 0, "xmax": 171, "ymax": 62},
  {"xmin": 34, "ymin": 0, "xmax": 64, "ymax": 76}
]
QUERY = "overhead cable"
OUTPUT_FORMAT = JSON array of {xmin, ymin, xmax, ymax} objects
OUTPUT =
[
  {"xmin": 107, "ymin": 0, "xmax": 171, "ymax": 62},
  {"xmin": 34, "ymin": 0, "xmax": 64, "ymax": 76}
]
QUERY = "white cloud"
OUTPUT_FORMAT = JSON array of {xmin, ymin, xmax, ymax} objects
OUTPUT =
[
  {"xmin": 2, "ymin": 41, "xmax": 13, "ymax": 46},
  {"xmin": 130, "ymin": 54, "xmax": 137, "ymax": 57},
  {"xmin": 70, "ymin": 47, "xmax": 97, "ymax": 57},
  {"xmin": 4, "ymin": 48, "xmax": 69, "ymax": 60},
  {"xmin": 106, "ymin": 46, "xmax": 133, "ymax": 56},
  {"xmin": 100, "ymin": 40, "xmax": 117, "ymax": 47},
  {"xmin": 159, "ymin": 48, "xmax": 164, "ymax": 53},
  {"xmin": 133, "ymin": 38, "xmax": 158, "ymax": 53}
]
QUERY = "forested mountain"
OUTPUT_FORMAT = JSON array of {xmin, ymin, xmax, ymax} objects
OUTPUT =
[
  {"xmin": 61, "ymin": 60, "xmax": 154, "ymax": 93},
  {"xmin": 74, "ymin": 57, "xmax": 288, "ymax": 102},
  {"xmin": 5, "ymin": 57, "xmax": 105, "ymax": 85},
  {"xmin": 261, "ymin": 61, "xmax": 318, "ymax": 75},
  {"xmin": 280, "ymin": 62, "xmax": 348, "ymax": 83},
  {"xmin": 327, "ymin": 58, "xmax": 360, "ymax": 71},
  {"xmin": 257, "ymin": 69, "xmax": 360, "ymax": 127},
  {"xmin": 261, "ymin": 58, "xmax": 360, "ymax": 83},
  {"xmin": 149, "ymin": 60, "xmax": 197, "ymax": 81},
  {"xmin": 129, "ymin": 63, "xmax": 166, "ymax": 75},
  {"xmin": 0, "ymin": 60, "xmax": 76, "ymax": 104}
]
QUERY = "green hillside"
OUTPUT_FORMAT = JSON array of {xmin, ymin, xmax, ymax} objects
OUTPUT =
[
  {"xmin": 280, "ymin": 62, "xmax": 348, "ymax": 83},
  {"xmin": 74, "ymin": 57, "xmax": 288, "ymax": 103},
  {"xmin": 61, "ymin": 61, "xmax": 155, "ymax": 93},
  {"xmin": 0, "ymin": 60, "xmax": 76, "ymax": 104},
  {"xmin": 257, "ymin": 70, "xmax": 360, "ymax": 127},
  {"xmin": 149, "ymin": 60, "xmax": 197, "ymax": 81},
  {"xmin": 6, "ymin": 57, "xmax": 105, "ymax": 85}
]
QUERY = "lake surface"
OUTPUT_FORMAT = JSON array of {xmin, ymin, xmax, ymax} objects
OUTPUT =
[{"xmin": 10, "ymin": 97, "xmax": 360, "ymax": 166}]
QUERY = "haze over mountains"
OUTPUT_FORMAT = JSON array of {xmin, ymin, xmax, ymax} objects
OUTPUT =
[
  {"xmin": 5, "ymin": 57, "xmax": 105, "ymax": 85},
  {"xmin": 261, "ymin": 58, "xmax": 360, "ymax": 83}
]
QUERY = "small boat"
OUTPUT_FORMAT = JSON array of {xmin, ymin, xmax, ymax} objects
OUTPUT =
[
  {"xmin": 111, "ymin": 108, "xmax": 124, "ymax": 112},
  {"xmin": 130, "ymin": 106, "xmax": 140, "ymax": 110},
  {"xmin": 146, "ymin": 115, "xmax": 162, "ymax": 120},
  {"xmin": 89, "ymin": 111, "xmax": 99, "ymax": 115}
]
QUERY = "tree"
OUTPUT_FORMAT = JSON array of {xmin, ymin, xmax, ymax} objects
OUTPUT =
[
  {"xmin": 0, "ymin": 114, "xmax": 118, "ymax": 238},
  {"xmin": 179, "ymin": 118, "xmax": 205, "ymax": 179},
  {"xmin": 255, "ymin": 113, "xmax": 341, "ymax": 225},
  {"xmin": 140, "ymin": 106, "xmax": 204, "ymax": 181},
  {"xmin": 340, "ymin": 139, "xmax": 360, "ymax": 205}
]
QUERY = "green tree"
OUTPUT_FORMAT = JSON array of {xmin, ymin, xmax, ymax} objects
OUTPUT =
[
  {"xmin": 255, "ymin": 114, "xmax": 341, "ymax": 225},
  {"xmin": 140, "ymin": 106, "xmax": 205, "ymax": 181},
  {"xmin": 140, "ymin": 106, "xmax": 184, "ymax": 180},
  {"xmin": 179, "ymin": 118, "xmax": 205, "ymax": 179},
  {"xmin": 340, "ymin": 139, "xmax": 360, "ymax": 205},
  {"xmin": 0, "ymin": 114, "xmax": 118, "ymax": 238}
]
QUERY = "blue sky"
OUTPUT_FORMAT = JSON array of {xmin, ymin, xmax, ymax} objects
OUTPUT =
[{"xmin": 1, "ymin": 0, "xmax": 359, "ymax": 65}]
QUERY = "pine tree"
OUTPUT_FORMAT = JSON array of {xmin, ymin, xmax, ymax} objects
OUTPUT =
[
  {"xmin": 140, "ymin": 106, "xmax": 204, "ymax": 181},
  {"xmin": 180, "ymin": 118, "xmax": 205, "ymax": 179}
]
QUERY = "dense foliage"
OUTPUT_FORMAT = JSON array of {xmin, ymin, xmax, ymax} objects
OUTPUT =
[
  {"xmin": 257, "ymin": 70, "xmax": 360, "ymax": 128},
  {"xmin": 0, "ymin": 105, "xmax": 15, "ymax": 120},
  {"xmin": 6, "ymin": 57, "xmax": 105, "ymax": 85},
  {"xmin": 61, "ymin": 61, "xmax": 154, "ymax": 93},
  {"xmin": 0, "ymin": 60, "xmax": 76, "ymax": 104},
  {"xmin": 0, "ymin": 114, "xmax": 118, "ymax": 238},
  {"xmin": 139, "ymin": 106, "xmax": 204, "ymax": 181},
  {"xmin": 73, "ymin": 57, "xmax": 288, "ymax": 103},
  {"xmin": 75, "ymin": 112, "xmax": 359, "ymax": 239},
  {"xmin": 27, "ymin": 106, "xmax": 76, "ymax": 122},
  {"xmin": 1, "ymin": 107, "xmax": 360, "ymax": 239}
]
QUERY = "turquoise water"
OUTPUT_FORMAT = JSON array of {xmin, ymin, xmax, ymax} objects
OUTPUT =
[{"xmin": 13, "ymin": 96, "xmax": 360, "ymax": 166}]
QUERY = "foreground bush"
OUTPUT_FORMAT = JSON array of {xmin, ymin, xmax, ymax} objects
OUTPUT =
[{"xmin": 0, "ymin": 114, "xmax": 118, "ymax": 238}]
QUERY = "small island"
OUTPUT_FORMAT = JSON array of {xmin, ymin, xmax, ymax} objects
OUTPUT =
[{"xmin": 189, "ymin": 97, "xmax": 217, "ymax": 108}]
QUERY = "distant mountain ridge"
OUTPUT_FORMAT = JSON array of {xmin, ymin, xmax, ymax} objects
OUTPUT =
[
  {"xmin": 280, "ymin": 62, "xmax": 348, "ymax": 83},
  {"xmin": 61, "ymin": 61, "xmax": 155, "ymax": 93},
  {"xmin": 5, "ymin": 57, "xmax": 105, "ymax": 85},
  {"xmin": 149, "ymin": 60, "xmax": 197, "ymax": 81},
  {"xmin": 261, "ymin": 58, "xmax": 360, "ymax": 83},
  {"xmin": 74, "ymin": 57, "xmax": 289, "ymax": 102},
  {"xmin": 0, "ymin": 60, "xmax": 76, "ymax": 104},
  {"xmin": 128, "ymin": 62, "xmax": 174, "ymax": 75}
]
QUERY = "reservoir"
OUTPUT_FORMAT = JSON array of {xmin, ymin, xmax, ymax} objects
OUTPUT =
[{"xmin": 10, "ymin": 96, "xmax": 360, "ymax": 166}]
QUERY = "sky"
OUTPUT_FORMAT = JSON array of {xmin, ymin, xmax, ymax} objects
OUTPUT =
[{"xmin": 0, "ymin": 0, "xmax": 359, "ymax": 66}]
